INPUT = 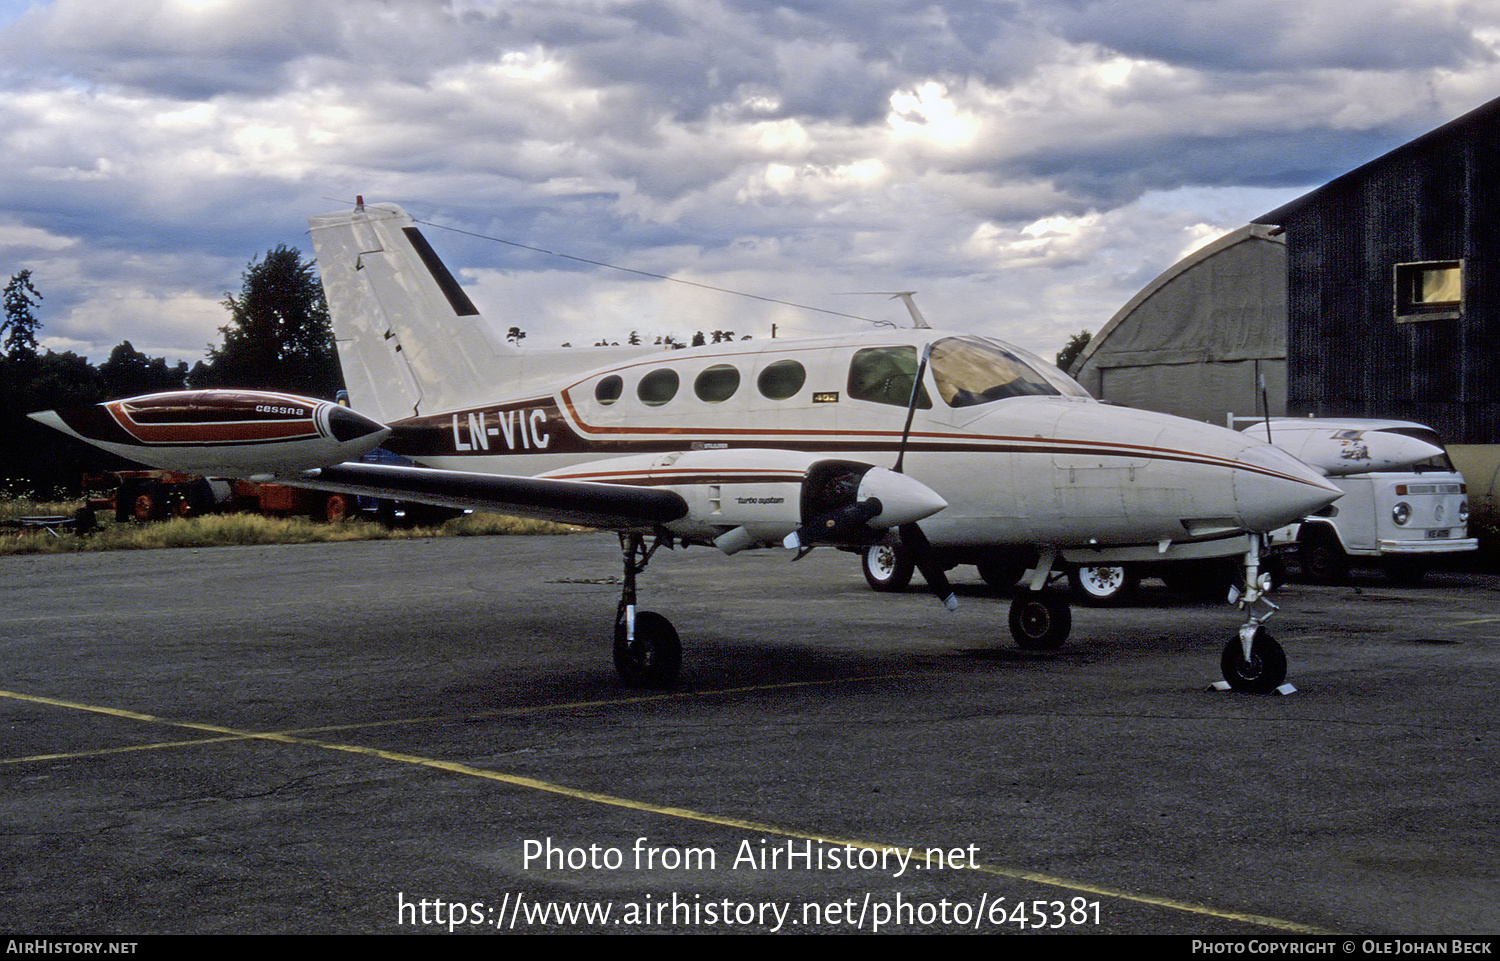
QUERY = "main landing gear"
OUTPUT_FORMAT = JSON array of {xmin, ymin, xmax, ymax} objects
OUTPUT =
[
  {"xmin": 1004, "ymin": 544, "xmax": 1289, "ymax": 693},
  {"xmin": 1006, "ymin": 551, "xmax": 1073, "ymax": 651},
  {"xmin": 612, "ymin": 532, "xmax": 681, "ymax": 688}
]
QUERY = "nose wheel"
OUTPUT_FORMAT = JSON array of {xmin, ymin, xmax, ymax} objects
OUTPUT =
[{"xmin": 1220, "ymin": 627, "xmax": 1286, "ymax": 694}]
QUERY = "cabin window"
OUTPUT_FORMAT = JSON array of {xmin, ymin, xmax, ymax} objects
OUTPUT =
[
  {"xmin": 694, "ymin": 364, "xmax": 740, "ymax": 403},
  {"xmin": 595, "ymin": 375, "xmax": 623, "ymax": 406},
  {"xmin": 847, "ymin": 346, "xmax": 932, "ymax": 408},
  {"xmin": 637, "ymin": 369, "xmax": 679, "ymax": 406},
  {"xmin": 757, "ymin": 360, "xmax": 806, "ymax": 400},
  {"xmin": 928, "ymin": 336, "xmax": 1063, "ymax": 407},
  {"xmin": 1395, "ymin": 260, "xmax": 1463, "ymax": 322}
]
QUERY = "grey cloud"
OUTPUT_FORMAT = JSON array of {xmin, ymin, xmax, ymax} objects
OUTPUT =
[{"xmin": 1040, "ymin": 0, "xmax": 1494, "ymax": 72}]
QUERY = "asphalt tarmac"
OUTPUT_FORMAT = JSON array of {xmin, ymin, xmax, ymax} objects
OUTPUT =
[{"xmin": 2, "ymin": 534, "xmax": 1497, "ymax": 935}]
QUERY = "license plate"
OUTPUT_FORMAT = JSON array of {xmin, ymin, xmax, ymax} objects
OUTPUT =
[{"xmin": 1425, "ymin": 529, "xmax": 1451, "ymax": 539}]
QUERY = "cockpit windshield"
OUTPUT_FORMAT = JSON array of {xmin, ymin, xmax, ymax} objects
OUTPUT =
[{"xmin": 929, "ymin": 336, "xmax": 1090, "ymax": 408}]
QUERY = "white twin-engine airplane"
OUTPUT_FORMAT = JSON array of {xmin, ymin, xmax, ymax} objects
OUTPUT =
[{"xmin": 33, "ymin": 200, "xmax": 1342, "ymax": 693}]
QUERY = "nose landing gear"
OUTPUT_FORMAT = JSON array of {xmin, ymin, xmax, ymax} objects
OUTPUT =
[{"xmin": 1220, "ymin": 537, "xmax": 1289, "ymax": 694}]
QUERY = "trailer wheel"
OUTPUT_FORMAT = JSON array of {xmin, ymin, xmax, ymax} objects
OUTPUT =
[
  {"xmin": 129, "ymin": 483, "xmax": 167, "ymax": 522},
  {"xmin": 322, "ymin": 493, "xmax": 354, "ymax": 523}
]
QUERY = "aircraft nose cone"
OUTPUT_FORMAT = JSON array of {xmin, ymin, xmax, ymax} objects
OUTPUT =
[
  {"xmin": 326, "ymin": 404, "xmax": 389, "ymax": 443},
  {"xmin": 856, "ymin": 467, "xmax": 948, "ymax": 528},
  {"xmin": 1234, "ymin": 443, "xmax": 1343, "ymax": 531}
]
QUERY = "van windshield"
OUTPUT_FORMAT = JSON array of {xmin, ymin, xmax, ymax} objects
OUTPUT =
[{"xmin": 929, "ymin": 336, "xmax": 1088, "ymax": 407}]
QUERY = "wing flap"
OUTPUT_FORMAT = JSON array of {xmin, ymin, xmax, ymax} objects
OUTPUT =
[{"xmin": 287, "ymin": 462, "xmax": 688, "ymax": 529}]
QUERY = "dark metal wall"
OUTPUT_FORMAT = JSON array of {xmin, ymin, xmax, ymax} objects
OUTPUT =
[{"xmin": 1264, "ymin": 100, "xmax": 1500, "ymax": 445}]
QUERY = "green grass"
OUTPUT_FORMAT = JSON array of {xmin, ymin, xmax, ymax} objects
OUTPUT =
[{"xmin": 0, "ymin": 500, "xmax": 584, "ymax": 556}]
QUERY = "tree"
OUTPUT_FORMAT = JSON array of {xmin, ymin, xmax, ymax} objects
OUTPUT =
[
  {"xmin": 99, "ymin": 341, "xmax": 189, "ymax": 398},
  {"xmin": 2, "ymin": 270, "xmax": 42, "ymax": 364},
  {"xmin": 1055, "ymin": 329, "xmax": 1092, "ymax": 373},
  {"xmin": 191, "ymin": 245, "xmax": 342, "ymax": 398}
]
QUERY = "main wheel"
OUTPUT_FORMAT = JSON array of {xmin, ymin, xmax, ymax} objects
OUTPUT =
[
  {"xmin": 1068, "ymin": 564, "xmax": 1139, "ymax": 606},
  {"xmin": 1220, "ymin": 628, "xmax": 1287, "ymax": 694},
  {"xmin": 613, "ymin": 610, "xmax": 681, "ymax": 687},
  {"xmin": 1008, "ymin": 589, "xmax": 1072, "ymax": 650},
  {"xmin": 862, "ymin": 544, "xmax": 915, "ymax": 592}
]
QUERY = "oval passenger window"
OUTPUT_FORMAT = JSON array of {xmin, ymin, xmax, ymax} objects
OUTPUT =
[
  {"xmin": 637, "ymin": 369, "xmax": 680, "ymax": 407},
  {"xmin": 694, "ymin": 364, "xmax": 741, "ymax": 403}
]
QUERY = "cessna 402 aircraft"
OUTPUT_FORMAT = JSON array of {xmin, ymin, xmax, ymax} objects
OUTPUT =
[{"xmin": 32, "ymin": 200, "xmax": 1342, "ymax": 693}]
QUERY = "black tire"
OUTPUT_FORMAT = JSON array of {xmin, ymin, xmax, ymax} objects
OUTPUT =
[
  {"xmin": 1008, "ymin": 589, "xmax": 1073, "ymax": 650},
  {"xmin": 1381, "ymin": 556, "xmax": 1427, "ymax": 586},
  {"xmin": 862, "ymin": 544, "xmax": 914, "ymax": 592},
  {"xmin": 1299, "ymin": 528, "xmax": 1349, "ymax": 585},
  {"xmin": 1068, "ymin": 564, "xmax": 1139, "ymax": 606},
  {"xmin": 976, "ymin": 558, "xmax": 1027, "ymax": 593},
  {"xmin": 1220, "ymin": 628, "xmax": 1287, "ymax": 694},
  {"xmin": 613, "ymin": 611, "xmax": 681, "ymax": 687}
]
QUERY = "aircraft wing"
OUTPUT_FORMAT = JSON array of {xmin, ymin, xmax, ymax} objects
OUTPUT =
[{"xmin": 286, "ymin": 462, "xmax": 689, "ymax": 529}]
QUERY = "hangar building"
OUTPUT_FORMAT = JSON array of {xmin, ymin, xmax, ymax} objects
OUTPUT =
[{"xmin": 1070, "ymin": 95, "xmax": 1500, "ymax": 521}]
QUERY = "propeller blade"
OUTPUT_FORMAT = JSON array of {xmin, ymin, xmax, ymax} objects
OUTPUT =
[
  {"xmin": 893, "ymin": 343, "xmax": 932, "ymax": 475},
  {"xmin": 900, "ymin": 522, "xmax": 958, "ymax": 612}
]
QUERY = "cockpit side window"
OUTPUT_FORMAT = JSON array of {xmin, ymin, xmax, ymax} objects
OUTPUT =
[
  {"xmin": 929, "ymin": 337, "xmax": 1068, "ymax": 407},
  {"xmin": 847, "ymin": 346, "xmax": 932, "ymax": 408}
]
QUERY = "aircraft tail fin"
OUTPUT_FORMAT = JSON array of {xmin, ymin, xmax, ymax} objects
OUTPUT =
[{"xmin": 309, "ymin": 201, "xmax": 511, "ymax": 424}]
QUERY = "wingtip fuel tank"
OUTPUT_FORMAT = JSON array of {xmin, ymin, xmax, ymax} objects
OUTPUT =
[
  {"xmin": 1243, "ymin": 419, "xmax": 1447, "ymax": 476},
  {"xmin": 30, "ymin": 390, "xmax": 391, "ymax": 477}
]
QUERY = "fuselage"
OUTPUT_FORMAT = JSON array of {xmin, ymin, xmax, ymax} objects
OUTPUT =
[{"xmin": 371, "ymin": 329, "xmax": 1339, "ymax": 551}]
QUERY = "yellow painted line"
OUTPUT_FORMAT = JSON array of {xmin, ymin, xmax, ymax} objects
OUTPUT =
[
  {"xmin": 0, "ymin": 685, "xmax": 1330, "ymax": 934},
  {"xmin": 0, "ymin": 675, "xmax": 903, "ymax": 764}
]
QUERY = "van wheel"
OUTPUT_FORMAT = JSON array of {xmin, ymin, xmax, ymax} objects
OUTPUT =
[{"xmin": 1299, "ymin": 528, "xmax": 1349, "ymax": 585}]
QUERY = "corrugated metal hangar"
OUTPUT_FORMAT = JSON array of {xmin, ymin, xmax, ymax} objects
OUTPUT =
[{"xmin": 1070, "ymin": 95, "xmax": 1500, "ymax": 526}]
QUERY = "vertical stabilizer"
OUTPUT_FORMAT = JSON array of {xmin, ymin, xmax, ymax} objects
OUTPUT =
[{"xmin": 309, "ymin": 202, "xmax": 511, "ymax": 423}]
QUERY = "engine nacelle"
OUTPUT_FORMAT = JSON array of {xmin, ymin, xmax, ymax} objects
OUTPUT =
[{"xmin": 536, "ymin": 449, "xmax": 946, "ymax": 552}]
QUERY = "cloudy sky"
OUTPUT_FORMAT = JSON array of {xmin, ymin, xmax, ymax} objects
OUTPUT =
[{"xmin": 2, "ymin": 0, "xmax": 1498, "ymax": 367}]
